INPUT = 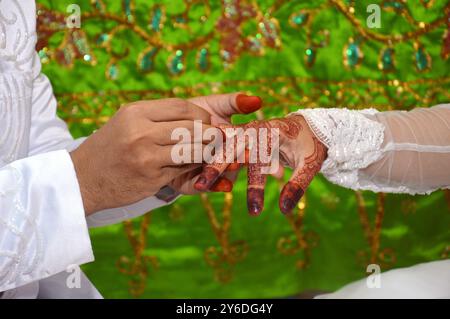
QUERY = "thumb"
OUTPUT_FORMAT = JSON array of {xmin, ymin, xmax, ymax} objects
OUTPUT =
[{"xmin": 189, "ymin": 93, "xmax": 262, "ymax": 124}]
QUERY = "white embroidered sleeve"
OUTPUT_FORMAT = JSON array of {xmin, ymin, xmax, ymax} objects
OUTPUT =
[
  {"xmin": 292, "ymin": 104, "xmax": 450, "ymax": 195},
  {"xmin": 29, "ymin": 53, "xmax": 178, "ymax": 227},
  {"xmin": 0, "ymin": 151, "xmax": 94, "ymax": 291}
]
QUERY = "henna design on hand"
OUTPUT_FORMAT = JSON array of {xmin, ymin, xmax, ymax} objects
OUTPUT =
[{"xmin": 194, "ymin": 115, "xmax": 327, "ymax": 215}]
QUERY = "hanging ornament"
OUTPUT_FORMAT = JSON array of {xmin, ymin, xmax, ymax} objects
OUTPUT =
[
  {"xmin": 277, "ymin": 196, "xmax": 319, "ymax": 270},
  {"xmin": 258, "ymin": 17, "xmax": 281, "ymax": 48},
  {"xmin": 173, "ymin": 14, "xmax": 188, "ymax": 29},
  {"xmin": 149, "ymin": 5, "xmax": 165, "ymax": 32},
  {"xmin": 441, "ymin": 29, "xmax": 450, "ymax": 60},
  {"xmin": 419, "ymin": 0, "xmax": 435, "ymax": 8},
  {"xmin": 311, "ymin": 29, "xmax": 330, "ymax": 48},
  {"xmin": 55, "ymin": 47, "xmax": 74, "ymax": 67},
  {"xmin": 168, "ymin": 50, "xmax": 185, "ymax": 75},
  {"xmin": 68, "ymin": 30, "xmax": 96, "ymax": 65},
  {"xmin": 106, "ymin": 61, "xmax": 119, "ymax": 80},
  {"xmin": 91, "ymin": 0, "xmax": 106, "ymax": 12},
  {"xmin": 216, "ymin": 0, "xmax": 257, "ymax": 68},
  {"xmin": 246, "ymin": 35, "xmax": 264, "ymax": 55},
  {"xmin": 413, "ymin": 42, "xmax": 431, "ymax": 72},
  {"xmin": 378, "ymin": 47, "xmax": 395, "ymax": 72},
  {"xmin": 382, "ymin": 1, "xmax": 405, "ymax": 11},
  {"xmin": 197, "ymin": 48, "xmax": 210, "ymax": 72},
  {"xmin": 137, "ymin": 47, "xmax": 158, "ymax": 73},
  {"xmin": 38, "ymin": 48, "xmax": 50, "ymax": 64},
  {"xmin": 168, "ymin": 203, "xmax": 185, "ymax": 221},
  {"xmin": 123, "ymin": 0, "xmax": 134, "ymax": 22},
  {"xmin": 343, "ymin": 38, "xmax": 363, "ymax": 69},
  {"xmin": 36, "ymin": 4, "xmax": 67, "ymax": 51},
  {"xmin": 302, "ymin": 29, "xmax": 329, "ymax": 68},
  {"xmin": 304, "ymin": 47, "xmax": 316, "ymax": 67},
  {"xmin": 289, "ymin": 11, "xmax": 309, "ymax": 28},
  {"xmin": 96, "ymin": 33, "xmax": 110, "ymax": 46},
  {"xmin": 200, "ymin": 193, "xmax": 248, "ymax": 284}
]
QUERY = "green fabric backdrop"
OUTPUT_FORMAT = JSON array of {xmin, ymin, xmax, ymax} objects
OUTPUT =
[{"xmin": 36, "ymin": 0, "xmax": 450, "ymax": 298}]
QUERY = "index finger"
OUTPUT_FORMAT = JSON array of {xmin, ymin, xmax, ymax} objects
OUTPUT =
[{"xmin": 134, "ymin": 98, "xmax": 212, "ymax": 124}]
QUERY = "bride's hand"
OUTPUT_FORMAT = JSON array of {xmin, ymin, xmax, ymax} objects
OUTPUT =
[{"xmin": 194, "ymin": 115, "xmax": 328, "ymax": 215}]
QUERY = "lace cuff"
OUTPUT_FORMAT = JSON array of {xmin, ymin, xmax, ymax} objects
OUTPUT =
[{"xmin": 291, "ymin": 108, "xmax": 385, "ymax": 190}]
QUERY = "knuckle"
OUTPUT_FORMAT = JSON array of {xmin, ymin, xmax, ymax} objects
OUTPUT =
[
  {"xmin": 193, "ymin": 106, "xmax": 211, "ymax": 123},
  {"xmin": 121, "ymin": 103, "xmax": 142, "ymax": 118},
  {"xmin": 136, "ymin": 154, "xmax": 157, "ymax": 175},
  {"xmin": 169, "ymin": 98, "xmax": 189, "ymax": 110},
  {"xmin": 168, "ymin": 98, "xmax": 191, "ymax": 116}
]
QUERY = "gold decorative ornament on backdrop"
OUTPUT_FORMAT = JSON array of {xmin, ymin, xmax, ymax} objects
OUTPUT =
[{"xmin": 200, "ymin": 193, "xmax": 249, "ymax": 283}]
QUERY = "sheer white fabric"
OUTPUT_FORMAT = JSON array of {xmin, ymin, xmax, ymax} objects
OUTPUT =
[
  {"xmin": 294, "ymin": 104, "xmax": 450, "ymax": 194},
  {"xmin": 295, "ymin": 105, "xmax": 450, "ymax": 298},
  {"xmin": 316, "ymin": 260, "xmax": 450, "ymax": 299}
]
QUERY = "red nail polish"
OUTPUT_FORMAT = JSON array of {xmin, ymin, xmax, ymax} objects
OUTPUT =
[
  {"xmin": 194, "ymin": 167, "xmax": 220, "ymax": 191},
  {"xmin": 236, "ymin": 94, "xmax": 262, "ymax": 114},
  {"xmin": 211, "ymin": 178, "xmax": 233, "ymax": 192},
  {"xmin": 279, "ymin": 182, "xmax": 304, "ymax": 214},
  {"xmin": 225, "ymin": 162, "xmax": 240, "ymax": 172}
]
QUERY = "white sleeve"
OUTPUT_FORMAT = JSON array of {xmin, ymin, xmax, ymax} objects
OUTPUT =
[
  {"xmin": 293, "ymin": 104, "xmax": 450, "ymax": 195},
  {"xmin": 316, "ymin": 260, "xmax": 450, "ymax": 299},
  {"xmin": 28, "ymin": 54, "xmax": 175, "ymax": 227},
  {"xmin": 0, "ymin": 150, "xmax": 94, "ymax": 291}
]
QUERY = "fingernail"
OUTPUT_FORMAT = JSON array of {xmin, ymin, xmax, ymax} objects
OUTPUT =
[
  {"xmin": 247, "ymin": 188, "xmax": 264, "ymax": 216},
  {"xmin": 281, "ymin": 199, "xmax": 296, "ymax": 214},
  {"xmin": 248, "ymin": 202, "xmax": 261, "ymax": 216},
  {"xmin": 194, "ymin": 167, "xmax": 220, "ymax": 191},
  {"xmin": 194, "ymin": 176, "xmax": 208, "ymax": 191},
  {"xmin": 279, "ymin": 182, "xmax": 304, "ymax": 214},
  {"xmin": 236, "ymin": 94, "xmax": 262, "ymax": 114}
]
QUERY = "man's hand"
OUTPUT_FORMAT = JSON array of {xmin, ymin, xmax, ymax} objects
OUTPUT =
[
  {"xmin": 70, "ymin": 98, "xmax": 219, "ymax": 216},
  {"xmin": 167, "ymin": 93, "xmax": 262, "ymax": 194}
]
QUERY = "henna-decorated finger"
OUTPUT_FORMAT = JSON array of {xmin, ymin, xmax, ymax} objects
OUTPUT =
[
  {"xmin": 247, "ymin": 162, "xmax": 267, "ymax": 216},
  {"xmin": 225, "ymin": 161, "xmax": 241, "ymax": 172},
  {"xmin": 194, "ymin": 163, "xmax": 229, "ymax": 191},
  {"xmin": 226, "ymin": 149, "xmax": 250, "ymax": 169},
  {"xmin": 194, "ymin": 124, "xmax": 246, "ymax": 191},
  {"xmin": 269, "ymin": 158, "xmax": 284, "ymax": 179},
  {"xmin": 279, "ymin": 137, "xmax": 327, "ymax": 214},
  {"xmin": 279, "ymin": 178, "xmax": 304, "ymax": 215},
  {"xmin": 210, "ymin": 176, "xmax": 233, "ymax": 192},
  {"xmin": 205, "ymin": 155, "xmax": 242, "ymax": 192},
  {"xmin": 246, "ymin": 122, "xmax": 273, "ymax": 215}
]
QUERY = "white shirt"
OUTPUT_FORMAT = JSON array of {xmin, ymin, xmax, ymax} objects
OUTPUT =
[{"xmin": 0, "ymin": 0, "xmax": 172, "ymax": 298}]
